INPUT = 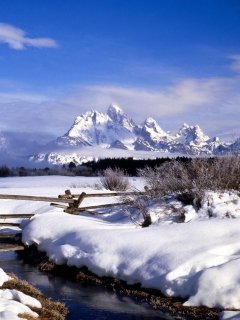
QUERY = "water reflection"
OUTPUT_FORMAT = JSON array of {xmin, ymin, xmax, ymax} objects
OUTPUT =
[{"xmin": 0, "ymin": 252, "xmax": 190, "ymax": 320}]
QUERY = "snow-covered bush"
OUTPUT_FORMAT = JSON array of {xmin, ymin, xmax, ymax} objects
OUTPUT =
[
  {"xmin": 99, "ymin": 167, "xmax": 130, "ymax": 191},
  {"xmin": 139, "ymin": 160, "xmax": 201, "ymax": 208},
  {"xmin": 139, "ymin": 155, "xmax": 240, "ymax": 210}
]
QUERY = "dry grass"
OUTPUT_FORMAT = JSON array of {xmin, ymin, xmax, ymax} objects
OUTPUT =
[
  {"xmin": 18, "ymin": 314, "xmax": 37, "ymax": 320},
  {"xmin": 1, "ymin": 273, "xmax": 68, "ymax": 320}
]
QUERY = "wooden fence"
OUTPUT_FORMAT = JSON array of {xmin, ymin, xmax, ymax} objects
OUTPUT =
[
  {"xmin": 0, "ymin": 189, "xmax": 136, "ymax": 215},
  {"xmin": 55, "ymin": 189, "xmax": 137, "ymax": 214},
  {"xmin": 0, "ymin": 190, "xmax": 144, "ymax": 251}
]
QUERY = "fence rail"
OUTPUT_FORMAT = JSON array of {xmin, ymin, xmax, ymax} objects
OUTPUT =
[
  {"xmin": 0, "ymin": 244, "xmax": 24, "ymax": 252},
  {"xmin": 0, "ymin": 214, "xmax": 34, "ymax": 219},
  {"xmin": 0, "ymin": 189, "xmax": 145, "ymax": 215},
  {"xmin": 0, "ymin": 194, "xmax": 75, "ymax": 204}
]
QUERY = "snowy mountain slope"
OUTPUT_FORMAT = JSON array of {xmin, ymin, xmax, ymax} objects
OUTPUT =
[{"xmin": 29, "ymin": 152, "xmax": 96, "ymax": 166}]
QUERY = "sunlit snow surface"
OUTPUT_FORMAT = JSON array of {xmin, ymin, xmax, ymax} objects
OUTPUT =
[{"xmin": 1, "ymin": 176, "xmax": 240, "ymax": 319}]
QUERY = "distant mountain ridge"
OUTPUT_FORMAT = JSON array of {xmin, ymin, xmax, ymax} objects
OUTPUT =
[
  {"xmin": 50, "ymin": 104, "xmax": 228, "ymax": 155},
  {"xmin": 0, "ymin": 105, "xmax": 235, "ymax": 166}
]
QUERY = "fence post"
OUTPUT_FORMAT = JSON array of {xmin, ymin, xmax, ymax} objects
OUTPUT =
[
  {"xmin": 75, "ymin": 192, "xmax": 86, "ymax": 209},
  {"xmin": 65, "ymin": 189, "xmax": 74, "ymax": 210}
]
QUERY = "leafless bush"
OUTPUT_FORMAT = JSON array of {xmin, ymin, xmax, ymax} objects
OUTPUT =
[
  {"xmin": 139, "ymin": 160, "xmax": 201, "ymax": 207},
  {"xmin": 124, "ymin": 193, "xmax": 152, "ymax": 227},
  {"xmin": 209, "ymin": 155, "xmax": 240, "ymax": 191},
  {"xmin": 99, "ymin": 167, "xmax": 130, "ymax": 191},
  {"xmin": 139, "ymin": 155, "xmax": 240, "ymax": 210}
]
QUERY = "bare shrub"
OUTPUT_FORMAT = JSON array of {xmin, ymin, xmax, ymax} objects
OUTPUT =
[
  {"xmin": 139, "ymin": 155, "xmax": 240, "ymax": 211},
  {"xmin": 139, "ymin": 160, "xmax": 201, "ymax": 206},
  {"xmin": 124, "ymin": 193, "xmax": 152, "ymax": 227},
  {"xmin": 209, "ymin": 155, "xmax": 240, "ymax": 191},
  {"xmin": 99, "ymin": 167, "xmax": 130, "ymax": 191}
]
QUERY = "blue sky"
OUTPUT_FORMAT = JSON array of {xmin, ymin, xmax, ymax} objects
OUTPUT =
[{"xmin": 0, "ymin": 0, "xmax": 240, "ymax": 142}]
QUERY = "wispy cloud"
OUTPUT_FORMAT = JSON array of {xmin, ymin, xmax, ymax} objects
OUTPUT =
[
  {"xmin": 229, "ymin": 55, "xmax": 240, "ymax": 73},
  {"xmin": 0, "ymin": 22, "xmax": 58, "ymax": 50},
  {"xmin": 0, "ymin": 92, "xmax": 50, "ymax": 104},
  {"xmin": 0, "ymin": 61, "xmax": 240, "ymax": 140},
  {"xmin": 63, "ymin": 76, "xmax": 237, "ymax": 121},
  {"xmin": 61, "ymin": 73, "xmax": 240, "ymax": 137}
]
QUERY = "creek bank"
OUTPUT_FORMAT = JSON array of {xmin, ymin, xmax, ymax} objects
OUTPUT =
[
  {"xmin": 20, "ymin": 245, "xmax": 221, "ymax": 320},
  {"xmin": 0, "ymin": 270, "xmax": 68, "ymax": 320}
]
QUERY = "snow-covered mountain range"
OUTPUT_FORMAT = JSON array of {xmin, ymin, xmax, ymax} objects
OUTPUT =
[
  {"xmin": 51, "ymin": 104, "xmax": 230, "ymax": 152},
  {"xmin": 49, "ymin": 104, "xmax": 228, "ymax": 154},
  {"xmin": 0, "ymin": 105, "xmax": 234, "ymax": 166}
]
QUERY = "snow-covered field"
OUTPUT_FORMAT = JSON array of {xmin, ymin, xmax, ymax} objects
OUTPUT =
[{"xmin": 1, "ymin": 176, "xmax": 240, "ymax": 319}]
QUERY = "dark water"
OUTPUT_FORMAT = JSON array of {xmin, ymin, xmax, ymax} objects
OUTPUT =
[{"xmin": 0, "ymin": 251, "xmax": 189, "ymax": 320}]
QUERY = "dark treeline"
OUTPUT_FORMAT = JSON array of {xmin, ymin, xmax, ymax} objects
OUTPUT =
[
  {"xmin": 0, "ymin": 157, "xmax": 192, "ymax": 177},
  {"xmin": 85, "ymin": 156, "xmax": 191, "ymax": 176},
  {"xmin": 0, "ymin": 163, "xmax": 93, "ymax": 177}
]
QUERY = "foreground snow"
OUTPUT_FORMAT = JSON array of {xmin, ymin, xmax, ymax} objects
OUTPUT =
[
  {"xmin": 1, "ymin": 176, "xmax": 240, "ymax": 319},
  {"xmin": 0, "ymin": 268, "xmax": 41, "ymax": 319},
  {"xmin": 21, "ymin": 213, "xmax": 240, "ymax": 311}
]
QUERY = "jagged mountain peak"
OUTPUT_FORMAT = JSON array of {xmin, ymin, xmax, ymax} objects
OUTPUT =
[
  {"xmin": 107, "ymin": 104, "xmax": 123, "ymax": 116},
  {"xmin": 177, "ymin": 123, "xmax": 209, "ymax": 145},
  {"xmin": 135, "ymin": 117, "xmax": 170, "ymax": 151},
  {"xmin": 144, "ymin": 117, "xmax": 157, "ymax": 125},
  {"xmin": 73, "ymin": 109, "xmax": 107, "ymax": 126},
  {"xmin": 107, "ymin": 104, "xmax": 125, "ymax": 122},
  {"xmin": 107, "ymin": 104, "xmax": 136, "ymax": 132},
  {"xmin": 179, "ymin": 123, "xmax": 189, "ymax": 130},
  {"xmin": 107, "ymin": 104, "xmax": 126, "ymax": 118},
  {"xmin": 55, "ymin": 105, "xmax": 136, "ymax": 148},
  {"xmin": 69, "ymin": 110, "xmax": 109, "ymax": 132},
  {"xmin": 142, "ymin": 117, "xmax": 167, "ymax": 135}
]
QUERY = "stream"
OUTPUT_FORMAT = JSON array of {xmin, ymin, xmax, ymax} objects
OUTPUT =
[{"xmin": 0, "ymin": 251, "xmax": 193, "ymax": 320}]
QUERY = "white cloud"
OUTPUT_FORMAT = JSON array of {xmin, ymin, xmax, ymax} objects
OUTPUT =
[
  {"xmin": 62, "ymin": 76, "xmax": 236, "ymax": 121},
  {"xmin": 0, "ymin": 23, "xmax": 58, "ymax": 50},
  {"xmin": 0, "ymin": 68, "xmax": 240, "ymax": 141}
]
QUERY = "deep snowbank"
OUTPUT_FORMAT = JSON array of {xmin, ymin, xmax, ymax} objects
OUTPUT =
[{"xmin": 22, "ymin": 212, "xmax": 240, "ymax": 310}]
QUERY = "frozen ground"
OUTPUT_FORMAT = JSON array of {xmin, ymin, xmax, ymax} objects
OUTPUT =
[{"xmin": 1, "ymin": 176, "xmax": 240, "ymax": 319}]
